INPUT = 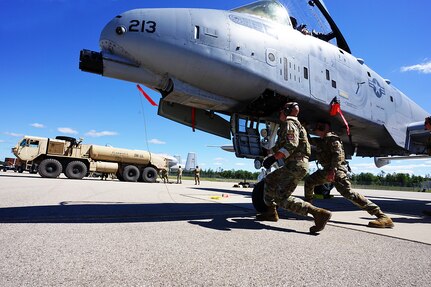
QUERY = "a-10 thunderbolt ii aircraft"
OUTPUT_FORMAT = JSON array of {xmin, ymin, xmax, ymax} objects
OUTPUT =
[{"xmin": 79, "ymin": 0, "xmax": 430, "ymax": 172}]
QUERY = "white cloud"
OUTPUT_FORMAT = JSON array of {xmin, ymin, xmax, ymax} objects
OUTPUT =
[
  {"xmin": 4, "ymin": 132, "xmax": 23, "ymax": 137},
  {"xmin": 30, "ymin": 123, "xmax": 45, "ymax": 128},
  {"xmin": 85, "ymin": 130, "xmax": 118, "ymax": 137},
  {"xmin": 0, "ymin": 140, "xmax": 5, "ymax": 143},
  {"xmin": 148, "ymin": 138, "xmax": 166, "ymax": 145},
  {"xmin": 400, "ymin": 60, "xmax": 431, "ymax": 74},
  {"xmin": 214, "ymin": 157, "xmax": 226, "ymax": 162},
  {"xmin": 57, "ymin": 127, "xmax": 78, "ymax": 135},
  {"xmin": 235, "ymin": 163, "xmax": 246, "ymax": 166}
]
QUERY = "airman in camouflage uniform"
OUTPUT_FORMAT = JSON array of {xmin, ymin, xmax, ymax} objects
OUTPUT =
[
  {"xmin": 304, "ymin": 121, "xmax": 394, "ymax": 228},
  {"xmin": 160, "ymin": 169, "xmax": 169, "ymax": 184},
  {"xmin": 257, "ymin": 102, "xmax": 332, "ymax": 234},
  {"xmin": 176, "ymin": 165, "xmax": 183, "ymax": 184},
  {"xmin": 194, "ymin": 166, "xmax": 200, "ymax": 185}
]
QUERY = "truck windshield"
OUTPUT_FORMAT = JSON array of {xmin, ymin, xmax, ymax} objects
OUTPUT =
[
  {"xmin": 20, "ymin": 139, "xmax": 27, "ymax": 147},
  {"xmin": 29, "ymin": 140, "xmax": 39, "ymax": 148},
  {"xmin": 232, "ymin": 0, "xmax": 291, "ymax": 27}
]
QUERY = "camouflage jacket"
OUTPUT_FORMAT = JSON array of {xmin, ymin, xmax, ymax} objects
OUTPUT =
[
  {"xmin": 274, "ymin": 116, "xmax": 311, "ymax": 160},
  {"xmin": 194, "ymin": 168, "xmax": 200, "ymax": 176},
  {"xmin": 312, "ymin": 132, "xmax": 346, "ymax": 170}
]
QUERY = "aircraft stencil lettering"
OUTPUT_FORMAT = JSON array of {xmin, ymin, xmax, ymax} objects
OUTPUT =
[{"xmin": 80, "ymin": 0, "xmax": 430, "ymax": 168}]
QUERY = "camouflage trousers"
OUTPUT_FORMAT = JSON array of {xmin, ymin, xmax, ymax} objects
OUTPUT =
[
  {"xmin": 263, "ymin": 160, "xmax": 310, "ymax": 216},
  {"xmin": 304, "ymin": 168, "xmax": 381, "ymax": 215}
]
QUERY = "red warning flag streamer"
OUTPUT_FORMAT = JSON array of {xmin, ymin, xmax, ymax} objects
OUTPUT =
[
  {"xmin": 136, "ymin": 84, "xmax": 158, "ymax": 106},
  {"xmin": 330, "ymin": 97, "xmax": 350, "ymax": 136}
]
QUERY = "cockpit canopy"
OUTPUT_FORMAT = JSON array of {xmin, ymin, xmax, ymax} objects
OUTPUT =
[
  {"xmin": 232, "ymin": 0, "xmax": 291, "ymax": 27},
  {"xmin": 232, "ymin": 0, "xmax": 351, "ymax": 53}
]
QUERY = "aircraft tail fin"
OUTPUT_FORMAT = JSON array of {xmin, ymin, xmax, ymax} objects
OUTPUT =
[{"xmin": 185, "ymin": 152, "xmax": 197, "ymax": 171}]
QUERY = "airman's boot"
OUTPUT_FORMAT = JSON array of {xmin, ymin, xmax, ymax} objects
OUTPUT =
[
  {"xmin": 368, "ymin": 212, "xmax": 394, "ymax": 228},
  {"xmin": 307, "ymin": 205, "xmax": 332, "ymax": 234},
  {"xmin": 256, "ymin": 206, "xmax": 279, "ymax": 222}
]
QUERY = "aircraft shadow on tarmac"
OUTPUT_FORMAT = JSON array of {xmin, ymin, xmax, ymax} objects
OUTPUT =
[
  {"xmin": 193, "ymin": 187, "xmax": 431, "ymax": 224},
  {"xmin": 0, "ymin": 201, "xmax": 312, "ymax": 235},
  {"xmin": 190, "ymin": 187, "xmax": 254, "ymax": 197},
  {"xmin": 0, "ymin": 185, "xmax": 429, "ymax": 228},
  {"xmin": 307, "ymin": 195, "xmax": 431, "ymax": 225},
  {"xmin": 188, "ymin": 216, "xmax": 312, "ymax": 235}
]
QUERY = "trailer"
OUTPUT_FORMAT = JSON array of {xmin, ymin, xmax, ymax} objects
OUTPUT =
[{"xmin": 12, "ymin": 136, "xmax": 168, "ymax": 182}]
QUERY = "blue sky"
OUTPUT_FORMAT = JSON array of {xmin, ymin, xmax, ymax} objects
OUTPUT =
[{"xmin": 1, "ymin": 0, "xmax": 430, "ymax": 176}]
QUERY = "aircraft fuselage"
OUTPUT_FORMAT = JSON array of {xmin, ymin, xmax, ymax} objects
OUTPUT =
[{"xmin": 79, "ymin": 2, "xmax": 429, "ymax": 159}]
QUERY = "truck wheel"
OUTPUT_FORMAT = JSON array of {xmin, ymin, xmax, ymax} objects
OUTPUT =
[
  {"xmin": 65, "ymin": 161, "xmax": 87, "ymax": 179},
  {"xmin": 30, "ymin": 165, "xmax": 38, "ymax": 174},
  {"xmin": 142, "ymin": 167, "xmax": 157, "ymax": 183},
  {"xmin": 116, "ymin": 172, "xmax": 125, "ymax": 181},
  {"xmin": 252, "ymin": 180, "xmax": 269, "ymax": 213},
  {"xmin": 122, "ymin": 165, "xmax": 140, "ymax": 182},
  {"xmin": 38, "ymin": 159, "xmax": 63, "ymax": 178}
]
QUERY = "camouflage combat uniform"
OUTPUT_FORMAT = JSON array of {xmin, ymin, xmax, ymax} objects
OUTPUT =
[
  {"xmin": 177, "ymin": 167, "xmax": 183, "ymax": 184},
  {"xmin": 160, "ymin": 169, "xmax": 169, "ymax": 184},
  {"xmin": 263, "ymin": 116, "xmax": 312, "ymax": 216},
  {"xmin": 304, "ymin": 132, "xmax": 382, "ymax": 216},
  {"xmin": 194, "ymin": 167, "xmax": 200, "ymax": 185}
]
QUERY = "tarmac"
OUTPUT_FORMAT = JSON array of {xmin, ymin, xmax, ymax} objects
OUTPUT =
[{"xmin": 0, "ymin": 172, "xmax": 430, "ymax": 286}]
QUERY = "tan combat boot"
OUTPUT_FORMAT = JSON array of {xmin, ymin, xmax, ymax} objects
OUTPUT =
[
  {"xmin": 256, "ymin": 206, "xmax": 279, "ymax": 222},
  {"xmin": 307, "ymin": 205, "xmax": 332, "ymax": 234},
  {"xmin": 368, "ymin": 213, "xmax": 394, "ymax": 228}
]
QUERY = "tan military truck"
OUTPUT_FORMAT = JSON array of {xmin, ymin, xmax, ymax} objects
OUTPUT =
[{"xmin": 12, "ymin": 135, "xmax": 168, "ymax": 182}]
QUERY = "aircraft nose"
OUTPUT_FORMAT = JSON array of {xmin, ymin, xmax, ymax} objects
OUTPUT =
[
  {"xmin": 99, "ymin": 15, "xmax": 123, "ymax": 52},
  {"xmin": 99, "ymin": 10, "xmax": 161, "ymax": 63}
]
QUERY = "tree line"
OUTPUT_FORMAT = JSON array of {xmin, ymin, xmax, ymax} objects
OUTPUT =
[
  {"xmin": 350, "ymin": 171, "xmax": 430, "ymax": 188},
  {"xmin": 181, "ymin": 168, "xmax": 431, "ymax": 188},
  {"xmin": 181, "ymin": 168, "xmax": 260, "ymax": 181}
]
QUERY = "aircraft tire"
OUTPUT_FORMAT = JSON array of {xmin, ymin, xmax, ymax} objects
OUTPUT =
[
  {"xmin": 65, "ymin": 161, "xmax": 87, "ymax": 179},
  {"xmin": 122, "ymin": 165, "xmax": 140, "ymax": 182},
  {"xmin": 38, "ymin": 158, "xmax": 63, "ymax": 178},
  {"xmin": 142, "ymin": 166, "xmax": 157, "ymax": 183},
  {"xmin": 252, "ymin": 180, "xmax": 269, "ymax": 213}
]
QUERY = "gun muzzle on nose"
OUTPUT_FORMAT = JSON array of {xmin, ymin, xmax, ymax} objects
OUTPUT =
[{"xmin": 79, "ymin": 49, "xmax": 103, "ymax": 75}]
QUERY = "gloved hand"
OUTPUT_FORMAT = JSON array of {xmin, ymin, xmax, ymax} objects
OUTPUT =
[
  {"xmin": 326, "ymin": 169, "xmax": 335, "ymax": 182},
  {"xmin": 263, "ymin": 155, "xmax": 277, "ymax": 169}
]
